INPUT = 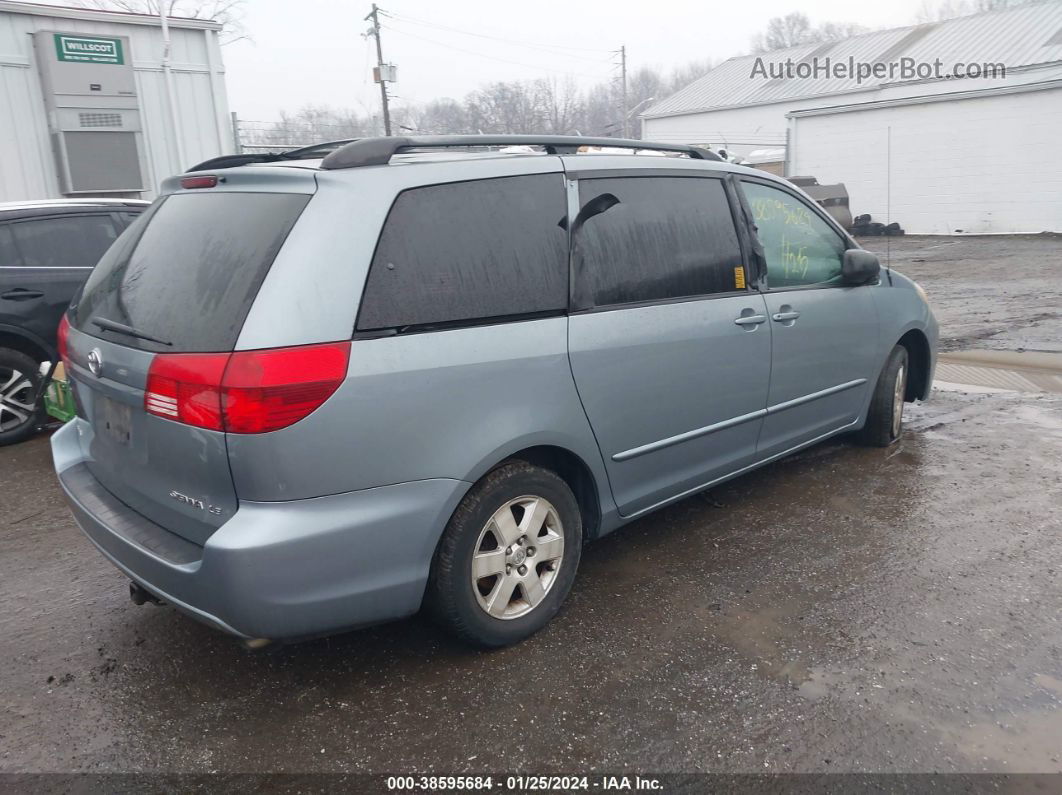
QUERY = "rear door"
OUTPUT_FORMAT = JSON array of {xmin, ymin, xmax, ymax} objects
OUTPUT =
[
  {"xmin": 66, "ymin": 186, "xmax": 312, "ymax": 545},
  {"xmin": 0, "ymin": 212, "xmax": 120, "ymax": 353},
  {"xmin": 567, "ymin": 174, "xmax": 771, "ymax": 517},
  {"xmin": 738, "ymin": 178, "xmax": 880, "ymax": 456}
]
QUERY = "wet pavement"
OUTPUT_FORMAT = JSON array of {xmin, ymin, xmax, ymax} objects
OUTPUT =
[
  {"xmin": 2, "ymin": 382, "xmax": 1060, "ymax": 774},
  {"xmin": 1, "ymin": 235, "xmax": 1060, "ymax": 775}
]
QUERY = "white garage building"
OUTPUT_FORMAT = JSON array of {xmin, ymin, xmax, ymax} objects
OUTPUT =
[
  {"xmin": 642, "ymin": 1, "xmax": 1062, "ymax": 234},
  {"xmin": 0, "ymin": 1, "xmax": 232, "ymax": 202}
]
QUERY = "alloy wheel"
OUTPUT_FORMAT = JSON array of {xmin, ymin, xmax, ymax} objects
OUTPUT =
[
  {"xmin": 892, "ymin": 364, "xmax": 907, "ymax": 438},
  {"xmin": 0, "ymin": 367, "xmax": 36, "ymax": 433},
  {"xmin": 471, "ymin": 495, "xmax": 565, "ymax": 620}
]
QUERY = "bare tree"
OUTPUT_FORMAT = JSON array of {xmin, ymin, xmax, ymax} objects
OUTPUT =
[
  {"xmin": 666, "ymin": 59, "xmax": 715, "ymax": 93},
  {"xmin": 536, "ymin": 78, "xmax": 581, "ymax": 135},
  {"xmin": 915, "ymin": 0, "xmax": 1034, "ymax": 22},
  {"xmin": 465, "ymin": 82, "xmax": 545, "ymax": 134},
  {"xmin": 751, "ymin": 12, "xmax": 867, "ymax": 53},
  {"xmin": 578, "ymin": 83, "xmax": 620, "ymax": 137},
  {"xmin": 73, "ymin": 0, "xmax": 248, "ymax": 44},
  {"xmin": 627, "ymin": 66, "xmax": 665, "ymax": 112},
  {"xmin": 240, "ymin": 105, "xmax": 371, "ymax": 148},
  {"xmin": 249, "ymin": 56, "xmax": 717, "ymax": 145},
  {"xmin": 413, "ymin": 99, "xmax": 471, "ymax": 135},
  {"xmin": 817, "ymin": 22, "xmax": 870, "ymax": 41},
  {"xmin": 751, "ymin": 12, "xmax": 814, "ymax": 52}
]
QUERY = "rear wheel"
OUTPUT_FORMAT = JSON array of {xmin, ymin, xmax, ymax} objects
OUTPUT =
[
  {"xmin": 858, "ymin": 345, "xmax": 908, "ymax": 447},
  {"xmin": 427, "ymin": 461, "xmax": 582, "ymax": 648},
  {"xmin": 0, "ymin": 348, "xmax": 43, "ymax": 446}
]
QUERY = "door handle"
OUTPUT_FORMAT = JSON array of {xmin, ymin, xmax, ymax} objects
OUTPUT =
[
  {"xmin": 733, "ymin": 314, "xmax": 767, "ymax": 326},
  {"xmin": 1, "ymin": 289, "xmax": 44, "ymax": 301},
  {"xmin": 772, "ymin": 311, "xmax": 801, "ymax": 322}
]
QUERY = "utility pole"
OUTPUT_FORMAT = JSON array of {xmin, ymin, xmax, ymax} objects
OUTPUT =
[
  {"xmin": 366, "ymin": 4, "xmax": 392, "ymax": 136},
  {"xmin": 230, "ymin": 111, "xmax": 241, "ymax": 154},
  {"xmin": 620, "ymin": 45, "xmax": 628, "ymax": 138}
]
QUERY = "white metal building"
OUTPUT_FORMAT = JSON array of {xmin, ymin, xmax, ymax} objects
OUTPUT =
[
  {"xmin": 642, "ymin": 1, "xmax": 1062, "ymax": 234},
  {"xmin": 0, "ymin": 1, "xmax": 232, "ymax": 202}
]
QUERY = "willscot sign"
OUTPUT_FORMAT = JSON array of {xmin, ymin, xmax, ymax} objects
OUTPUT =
[{"xmin": 53, "ymin": 34, "xmax": 124, "ymax": 65}]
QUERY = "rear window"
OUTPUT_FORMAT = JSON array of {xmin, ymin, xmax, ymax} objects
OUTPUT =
[
  {"xmin": 73, "ymin": 192, "xmax": 309, "ymax": 352},
  {"xmin": 356, "ymin": 174, "xmax": 568, "ymax": 331}
]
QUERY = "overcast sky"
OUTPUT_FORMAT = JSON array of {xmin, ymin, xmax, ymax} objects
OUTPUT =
[{"xmin": 223, "ymin": 0, "xmax": 930, "ymax": 122}]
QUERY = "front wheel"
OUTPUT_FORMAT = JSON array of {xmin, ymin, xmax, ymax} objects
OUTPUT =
[
  {"xmin": 858, "ymin": 345, "xmax": 909, "ymax": 447},
  {"xmin": 427, "ymin": 461, "xmax": 582, "ymax": 648}
]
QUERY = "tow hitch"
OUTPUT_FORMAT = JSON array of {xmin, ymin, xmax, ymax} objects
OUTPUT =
[{"xmin": 129, "ymin": 581, "xmax": 164, "ymax": 606}]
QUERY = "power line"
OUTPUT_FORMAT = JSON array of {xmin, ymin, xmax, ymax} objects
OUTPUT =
[
  {"xmin": 381, "ymin": 24, "xmax": 612, "ymax": 80},
  {"xmin": 381, "ymin": 10, "xmax": 613, "ymax": 56}
]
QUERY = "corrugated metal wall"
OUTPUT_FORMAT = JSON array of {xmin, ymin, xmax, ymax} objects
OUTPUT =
[
  {"xmin": 0, "ymin": 4, "xmax": 230, "ymax": 201},
  {"xmin": 788, "ymin": 85, "xmax": 1062, "ymax": 234}
]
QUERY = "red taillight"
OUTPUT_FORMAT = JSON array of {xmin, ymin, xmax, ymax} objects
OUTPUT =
[
  {"xmin": 222, "ymin": 343, "xmax": 352, "ymax": 433},
  {"xmin": 145, "ymin": 352, "xmax": 228, "ymax": 430},
  {"xmin": 180, "ymin": 175, "xmax": 218, "ymax": 189},
  {"xmin": 144, "ymin": 342, "xmax": 350, "ymax": 434},
  {"xmin": 57, "ymin": 314, "xmax": 70, "ymax": 364}
]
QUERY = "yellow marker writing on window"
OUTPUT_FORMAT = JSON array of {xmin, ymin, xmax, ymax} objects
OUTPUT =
[{"xmin": 734, "ymin": 266, "xmax": 746, "ymax": 290}]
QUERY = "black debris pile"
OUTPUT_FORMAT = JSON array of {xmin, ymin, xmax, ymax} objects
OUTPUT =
[{"xmin": 851, "ymin": 214, "xmax": 904, "ymax": 236}]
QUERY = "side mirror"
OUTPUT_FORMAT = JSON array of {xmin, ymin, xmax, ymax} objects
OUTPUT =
[{"xmin": 842, "ymin": 248, "xmax": 881, "ymax": 285}]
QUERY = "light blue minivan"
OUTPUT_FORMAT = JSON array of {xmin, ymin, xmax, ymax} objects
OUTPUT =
[{"xmin": 52, "ymin": 135, "xmax": 936, "ymax": 647}]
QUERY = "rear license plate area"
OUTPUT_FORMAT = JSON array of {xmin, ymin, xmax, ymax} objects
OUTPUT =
[{"xmin": 98, "ymin": 396, "xmax": 133, "ymax": 446}]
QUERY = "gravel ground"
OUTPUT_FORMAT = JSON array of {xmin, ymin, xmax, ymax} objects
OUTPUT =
[
  {"xmin": 859, "ymin": 234, "xmax": 1062, "ymax": 354},
  {"xmin": 1, "ymin": 236, "xmax": 1060, "ymax": 776}
]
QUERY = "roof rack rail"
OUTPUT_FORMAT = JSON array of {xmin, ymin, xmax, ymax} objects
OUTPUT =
[
  {"xmin": 187, "ymin": 139, "xmax": 356, "ymax": 172},
  {"xmin": 319, "ymin": 135, "xmax": 722, "ymax": 170}
]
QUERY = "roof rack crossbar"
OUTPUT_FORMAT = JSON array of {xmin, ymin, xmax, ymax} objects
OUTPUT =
[{"xmin": 319, "ymin": 135, "xmax": 721, "ymax": 170}]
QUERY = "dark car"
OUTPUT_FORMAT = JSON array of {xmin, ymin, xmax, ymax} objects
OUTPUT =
[{"xmin": 0, "ymin": 198, "xmax": 149, "ymax": 444}]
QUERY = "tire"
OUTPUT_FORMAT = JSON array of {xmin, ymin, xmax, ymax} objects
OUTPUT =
[
  {"xmin": 427, "ymin": 460, "xmax": 583, "ymax": 648},
  {"xmin": 0, "ymin": 348, "xmax": 44, "ymax": 447},
  {"xmin": 858, "ymin": 345, "xmax": 909, "ymax": 447}
]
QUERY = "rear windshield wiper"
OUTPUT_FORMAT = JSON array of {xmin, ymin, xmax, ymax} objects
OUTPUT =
[{"xmin": 91, "ymin": 316, "xmax": 172, "ymax": 347}]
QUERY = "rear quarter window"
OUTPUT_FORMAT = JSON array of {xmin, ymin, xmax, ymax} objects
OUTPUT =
[
  {"xmin": 356, "ymin": 173, "xmax": 569, "ymax": 331},
  {"xmin": 73, "ymin": 192, "xmax": 309, "ymax": 352}
]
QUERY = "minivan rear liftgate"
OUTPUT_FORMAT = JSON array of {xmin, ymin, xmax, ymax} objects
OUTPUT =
[{"xmin": 61, "ymin": 178, "xmax": 315, "ymax": 549}]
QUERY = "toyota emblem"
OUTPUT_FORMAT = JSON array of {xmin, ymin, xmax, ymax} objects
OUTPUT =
[{"xmin": 87, "ymin": 348, "xmax": 103, "ymax": 377}]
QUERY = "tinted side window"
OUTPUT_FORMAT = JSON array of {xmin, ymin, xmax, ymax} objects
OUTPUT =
[
  {"xmin": 742, "ymin": 181, "xmax": 846, "ymax": 288},
  {"xmin": 9, "ymin": 215, "xmax": 119, "ymax": 268},
  {"xmin": 0, "ymin": 226, "xmax": 20, "ymax": 267},
  {"xmin": 577, "ymin": 177, "xmax": 744, "ymax": 307},
  {"xmin": 357, "ymin": 174, "xmax": 568, "ymax": 331}
]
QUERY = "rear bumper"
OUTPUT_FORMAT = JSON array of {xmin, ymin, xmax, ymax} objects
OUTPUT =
[{"xmin": 51, "ymin": 420, "xmax": 469, "ymax": 640}]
